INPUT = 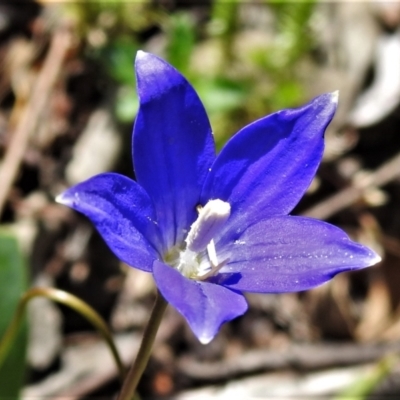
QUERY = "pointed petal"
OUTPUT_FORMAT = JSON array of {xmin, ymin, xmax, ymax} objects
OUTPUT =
[
  {"xmin": 201, "ymin": 93, "xmax": 337, "ymax": 233},
  {"xmin": 56, "ymin": 173, "xmax": 161, "ymax": 272},
  {"xmin": 133, "ymin": 51, "xmax": 215, "ymax": 250},
  {"xmin": 215, "ymin": 216, "xmax": 380, "ymax": 293},
  {"xmin": 153, "ymin": 261, "xmax": 247, "ymax": 344}
]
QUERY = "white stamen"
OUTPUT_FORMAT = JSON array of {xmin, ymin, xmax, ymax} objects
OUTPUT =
[
  {"xmin": 207, "ymin": 239, "xmax": 219, "ymax": 268},
  {"xmin": 196, "ymin": 257, "xmax": 230, "ymax": 281},
  {"xmin": 185, "ymin": 199, "xmax": 231, "ymax": 253}
]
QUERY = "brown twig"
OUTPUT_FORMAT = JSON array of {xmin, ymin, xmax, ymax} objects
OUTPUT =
[
  {"xmin": 302, "ymin": 151, "xmax": 400, "ymax": 220},
  {"xmin": 0, "ymin": 26, "xmax": 72, "ymax": 216},
  {"xmin": 178, "ymin": 341, "xmax": 400, "ymax": 382}
]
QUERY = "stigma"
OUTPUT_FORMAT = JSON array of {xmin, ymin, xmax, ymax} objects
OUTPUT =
[
  {"xmin": 176, "ymin": 199, "xmax": 231, "ymax": 279},
  {"xmin": 185, "ymin": 199, "xmax": 231, "ymax": 253}
]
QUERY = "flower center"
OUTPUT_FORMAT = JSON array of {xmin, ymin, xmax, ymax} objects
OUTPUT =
[{"xmin": 165, "ymin": 199, "xmax": 231, "ymax": 280}]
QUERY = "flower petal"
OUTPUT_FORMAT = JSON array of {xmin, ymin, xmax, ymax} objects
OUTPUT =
[
  {"xmin": 56, "ymin": 173, "xmax": 161, "ymax": 272},
  {"xmin": 201, "ymin": 93, "xmax": 337, "ymax": 233},
  {"xmin": 214, "ymin": 216, "xmax": 380, "ymax": 293},
  {"xmin": 133, "ymin": 51, "xmax": 215, "ymax": 250},
  {"xmin": 153, "ymin": 261, "xmax": 248, "ymax": 344}
]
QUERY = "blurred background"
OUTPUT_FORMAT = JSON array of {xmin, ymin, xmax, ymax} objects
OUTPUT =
[{"xmin": 1, "ymin": 0, "xmax": 400, "ymax": 398}]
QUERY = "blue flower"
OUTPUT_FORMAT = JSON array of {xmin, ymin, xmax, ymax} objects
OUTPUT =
[{"xmin": 57, "ymin": 51, "xmax": 380, "ymax": 344}]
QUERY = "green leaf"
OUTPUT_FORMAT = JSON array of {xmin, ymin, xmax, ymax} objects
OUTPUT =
[
  {"xmin": 102, "ymin": 37, "xmax": 138, "ymax": 86},
  {"xmin": 196, "ymin": 78, "xmax": 247, "ymax": 114},
  {"xmin": 115, "ymin": 86, "xmax": 139, "ymax": 123},
  {"xmin": 334, "ymin": 357, "xmax": 396, "ymax": 400},
  {"xmin": 0, "ymin": 231, "xmax": 27, "ymax": 400},
  {"xmin": 166, "ymin": 12, "xmax": 196, "ymax": 75}
]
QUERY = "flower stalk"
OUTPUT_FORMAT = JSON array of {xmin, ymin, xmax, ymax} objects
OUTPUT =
[
  {"xmin": 117, "ymin": 290, "xmax": 168, "ymax": 400},
  {"xmin": 0, "ymin": 287, "xmax": 125, "ymax": 381}
]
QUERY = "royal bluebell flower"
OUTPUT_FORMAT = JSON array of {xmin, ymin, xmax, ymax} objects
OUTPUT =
[{"xmin": 57, "ymin": 51, "xmax": 380, "ymax": 344}]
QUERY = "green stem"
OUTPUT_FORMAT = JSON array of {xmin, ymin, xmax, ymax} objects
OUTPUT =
[
  {"xmin": 0, "ymin": 287, "xmax": 125, "ymax": 381},
  {"xmin": 117, "ymin": 290, "xmax": 168, "ymax": 400}
]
